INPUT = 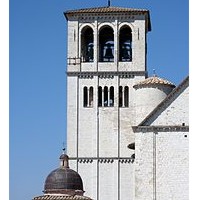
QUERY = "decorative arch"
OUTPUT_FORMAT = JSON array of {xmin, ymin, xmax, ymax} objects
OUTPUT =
[
  {"xmin": 81, "ymin": 25, "xmax": 94, "ymax": 62},
  {"xmin": 119, "ymin": 25, "xmax": 132, "ymax": 62},
  {"xmin": 99, "ymin": 25, "xmax": 114, "ymax": 62}
]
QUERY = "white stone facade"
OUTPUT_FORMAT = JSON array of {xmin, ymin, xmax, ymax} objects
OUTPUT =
[
  {"xmin": 65, "ymin": 7, "xmax": 151, "ymax": 200},
  {"xmin": 64, "ymin": 6, "xmax": 189, "ymax": 200},
  {"xmin": 134, "ymin": 77, "xmax": 189, "ymax": 200}
]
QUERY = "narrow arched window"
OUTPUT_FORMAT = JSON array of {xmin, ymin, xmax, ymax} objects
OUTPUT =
[
  {"xmin": 124, "ymin": 86, "xmax": 129, "ymax": 107},
  {"xmin": 119, "ymin": 26, "xmax": 132, "ymax": 62},
  {"xmin": 104, "ymin": 86, "xmax": 108, "ymax": 107},
  {"xmin": 83, "ymin": 87, "xmax": 88, "ymax": 107},
  {"xmin": 119, "ymin": 86, "xmax": 123, "ymax": 107},
  {"xmin": 99, "ymin": 26, "xmax": 114, "ymax": 62},
  {"xmin": 81, "ymin": 26, "xmax": 94, "ymax": 62},
  {"xmin": 89, "ymin": 87, "xmax": 93, "ymax": 107},
  {"xmin": 110, "ymin": 86, "xmax": 114, "ymax": 107},
  {"xmin": 98, "ymin": 86, "xmax": 102, "ymax": 107}
]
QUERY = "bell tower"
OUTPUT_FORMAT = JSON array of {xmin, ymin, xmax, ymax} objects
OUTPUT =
[{"xmin": 64, "ymin": 6, "xmax": 151, "ymax": 200}]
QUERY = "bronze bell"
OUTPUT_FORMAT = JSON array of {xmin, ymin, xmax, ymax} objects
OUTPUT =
[
  {"xmin": 104, "ymin": 44, "xmax": 114, "ymax": 59},
  {"xmin": 121, "ymin": 47, "xmax": 130, "ymax": 59}
]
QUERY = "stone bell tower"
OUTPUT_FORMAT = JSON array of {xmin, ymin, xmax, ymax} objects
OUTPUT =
[{"xmin": 64, "ymin": 5, "xmax": 151, "ymax": 200}]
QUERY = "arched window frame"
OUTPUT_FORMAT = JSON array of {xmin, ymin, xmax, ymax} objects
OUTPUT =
[
  {"xmin": 119, "ymin": 25, "xmax": 132, "ymax": 62},
  {"xmin": 99, "ymin": 25, "xmax": 114, "ymax": 62},
  {"xmin": 81, "ymin": 26, "xmax": 94, "ymax": 62}
]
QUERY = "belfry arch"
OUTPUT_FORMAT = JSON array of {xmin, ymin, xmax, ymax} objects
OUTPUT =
[
  {"xmin": 81, "ymin": 26, "xmax": 94, "ymax": 62},
  {"xmin": 119, "ymin": 25, "xmax": 132, "ymax": 62},
  {"xmin": 99, "ymin": 25, "xmax": 114, "ymax": 62}
]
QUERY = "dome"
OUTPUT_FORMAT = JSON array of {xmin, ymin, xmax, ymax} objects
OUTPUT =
[
  {"xmin": 133, "ymin": 76, "xmax": 175, "ymax": 89},
  {"xmin": 43, "ymin": 154, "xmax": 84, "ymax": 195},
  {"xmin": 44, "ymin": 168, "xmax": 83, "ymax": 193}
]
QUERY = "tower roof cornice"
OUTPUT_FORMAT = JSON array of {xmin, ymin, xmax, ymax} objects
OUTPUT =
[
  {"xmin": 64, "ymin": 6, "xmax": 151, "ymax": 31},
  {"xmin": 64, "ymin": 6, "xmax": 150, "ymax": 14}
]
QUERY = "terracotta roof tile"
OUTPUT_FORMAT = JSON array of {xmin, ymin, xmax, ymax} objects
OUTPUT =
[
  {"xmin": 64, "ymin": 6, "xmax": 151, "ymax": 31},
  {"xmin": 33, "ymin": 195, "xmax": 92, "ymax": 200},
  {"xmin": 65, "ymin": 6, "xmax": 149, "ymax": 14},
  {"xmin": 133, "ymin": 76, "xmax": 175, "ymax": 88}
]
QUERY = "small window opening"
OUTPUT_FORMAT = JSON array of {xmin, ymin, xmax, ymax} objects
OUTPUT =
[
  {"xmin": 98, "ymin": 86, "xmax": 102, "ymax": 107},
  {"xmin": 104, "ymin": 86, "xmax": 108, "ymax": 107},
  {"xmin": 124, "ymin": 86, "xmax": 129, "ymax": 107},
  {"xmin": 83, "ymin": 87, "xmax": 88, "ymax": 107},
  {"xmin": 89, "ymin": 87, "xmax": 93, "ymax": 107},
  {"xmin": 119, "ymin": 86, "xmax": 123, "ymax": 107},
  {"xmin": 110, "ymin": 86, "xmax": 114, "ymax": 107}
]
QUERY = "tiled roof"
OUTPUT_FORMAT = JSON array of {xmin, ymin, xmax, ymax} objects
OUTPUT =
[
  {"xmin": 65, "ymin": 6, "xmax": 149, "ymax": 14},
  {"xmin": 133, "ymin": 76, "xmax": 175, "ymax": 88},
  {"xmin": 64, "ymin": 6, "xmax": 151, "ymax": 31},
  {"xmin": 33, "ymin": 195, "xmax": 92, "ymax": 200}
]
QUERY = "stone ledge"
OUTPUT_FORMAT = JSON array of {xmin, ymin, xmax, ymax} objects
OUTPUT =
[{"xmin": 132, "ymin": 125, "xmax": 189, "ymax": 133}]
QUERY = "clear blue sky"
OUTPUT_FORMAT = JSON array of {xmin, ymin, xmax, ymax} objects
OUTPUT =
[{"xmin": 9, "ymin": 1, "xmax": 189, "ymax": 200}]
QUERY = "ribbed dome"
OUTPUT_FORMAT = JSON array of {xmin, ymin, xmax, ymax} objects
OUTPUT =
[
  {"xmin": 44, "ymin": 168, "xmax": 83, "ymax": 193},
  {"xmin": 43, "ymin": 154, "xmax": 83, "ymax": 195},
  {"xmin": 133, "ymin": 76, "xmax": 175, "ymax": 89}
]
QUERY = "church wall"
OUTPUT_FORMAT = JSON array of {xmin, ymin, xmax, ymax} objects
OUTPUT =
[
  {"xmin": 99, "ymin": 161, "xmax": 118, "ymax": 200},
  {"xmin": 135, "ymin": 132, "xmax": 154, "ymax": 200},
  {"xmin": 135, "ymin": 131, "xmax": 189, "ymax": 200},
  {"xmin": 132, "ymin": 19, "xmax": 146, "ymax": 72},
  {"xmin": 78, "ymin": 77, "xmax": 98, "ymax": 157},
  {"xmin": 150, "ymin": 87, "xmax": 189, "ymax": 126},
  {"xmin": 67, "ymin": 21, "xmax": 80, "ymax": 72},
  {"xmin": 67, "ymin": 76, "xmax": 78, "ymax": 157},
  {"xmin": 120, "ymin": 162, "xmax": 135, "ymax": 200},
  {"xmin": 78, "ymin": 161, "xmax": 98, "ymax": 200}
]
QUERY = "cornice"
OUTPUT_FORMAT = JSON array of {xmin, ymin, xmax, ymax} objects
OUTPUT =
[
  {"xmin": 68, "ymin": 157, "xmax": 134, "ymax": 163},
  {"xmin": 66, "ymin": 71, "xmax": 147, "ymax": 78},
  {"xmin": 132, "ymin": 125, "xmax": 189, "ymax": 133}
]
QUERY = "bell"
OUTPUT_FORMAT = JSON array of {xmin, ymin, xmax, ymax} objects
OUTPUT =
[
  {"xmin": 104, "ymin": 44, "xmax": 114, "ymax": 59},
  {"xmin": 122, "ymin": 47, "xmax": 130, "ymax": 59},
  {"xmin": 87, "ymin": 45, "xmax": 93, "ymax": 60}
]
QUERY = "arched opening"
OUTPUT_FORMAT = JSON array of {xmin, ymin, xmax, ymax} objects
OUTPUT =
[
  {"xmin": 99, "ymin": 26, "xmax": 114, "ymax": 62},
  {"xmin": 119, "ymin": 26, "xmax": 132, "ymax": 62},
  {"xmin": 83, "ymin": 87, "xmax": 88, "ymax": 107},
  {"xmin": 98, "ymin": 86, "xmax": 102, "ymax": 107},
  {"xmin": 119, "ymin": 86, "xmax": 123, "ymax": 107},
  {"xmin": 81, "ymin": 26, "xmax": 94, "ymax": 62},
  {"xmin": 110, "ymin": 86, "xmax": 114, "ymax": 107},
  {"xmin": 89, "ymin": 87, "xmax": 93, "ymax": 107},
  {"xmin": 124, "ymin": 86, "xmax": 129, "ymax": 107},
  {"xmin": 104, "ymin": 86, "xmax": 108, "ymax": 107}
]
